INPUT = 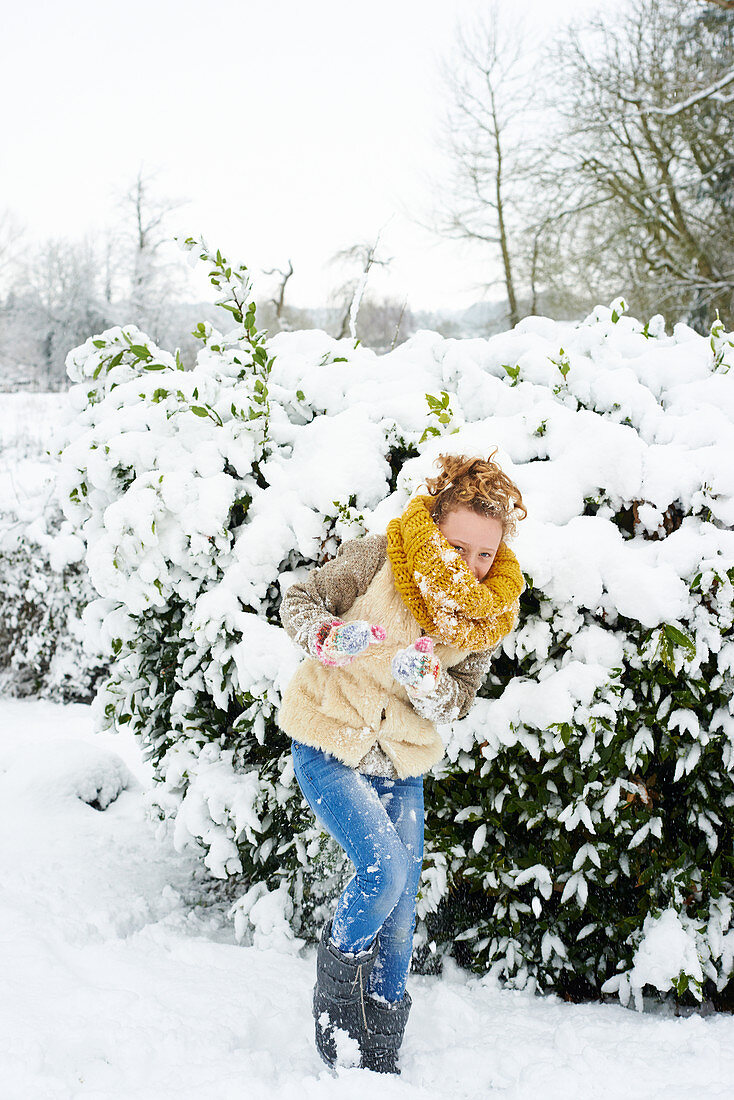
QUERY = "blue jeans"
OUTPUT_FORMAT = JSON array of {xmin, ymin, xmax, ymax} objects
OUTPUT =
[{"xmin": 291, "ymin": 739, "xmax": 424, "ymax": 1003}]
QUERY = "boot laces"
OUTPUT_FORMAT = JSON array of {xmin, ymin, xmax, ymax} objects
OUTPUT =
[{"xmin": 351, "ymin": 963, "xmax": 370, "ymax": 1032}]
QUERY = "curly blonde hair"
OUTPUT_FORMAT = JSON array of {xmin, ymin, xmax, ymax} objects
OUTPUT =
[{"xmin": 422, "ymin": 451, "xmax": 527, "ymax": 539}]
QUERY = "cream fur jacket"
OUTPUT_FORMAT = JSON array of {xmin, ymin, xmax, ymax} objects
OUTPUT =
[{"xmin": 278, "ymin": 534, "xmax": 494, "ymax": 779}]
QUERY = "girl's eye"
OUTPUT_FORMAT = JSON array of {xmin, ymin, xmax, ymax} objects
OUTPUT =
[{"xmin": 453, "ymin": 545, "xmax": 493, "ymax": 559}]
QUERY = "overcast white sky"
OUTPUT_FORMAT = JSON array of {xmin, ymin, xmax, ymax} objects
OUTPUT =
[{"xmin": 1, "ymin": 0, "xmax": 598, "ymax": 311}]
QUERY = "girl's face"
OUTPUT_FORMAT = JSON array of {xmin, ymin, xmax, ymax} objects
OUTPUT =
[{"xmin": 437, "ymin": 507, "xmax": 504, "ymax": 583}]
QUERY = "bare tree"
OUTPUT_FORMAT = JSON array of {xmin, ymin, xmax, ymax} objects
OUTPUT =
[
  {"xmin": 0, "ymin": 209, "xmax": 25, "ymax": 293},
  {"xmin": 534, "ymin": 0, "xmax": 734, "ymax": 329},
  {"xmin": 262, "ymin": 259, "xmax": 294, "ymax": 323},
  {"xmin": 433, "ymin": 4, "xmax": 541, "ymax": 328},
  {"xmin": 3, "ymin": 236, "xmax": 109, "ymax": 389},
  {"xmin": 330, "ymin": 234, "xmax": 392, "ymax": 340},
  {"xmin": 117, "ymin": 166, "xmax": 190, "ymax": 342}
]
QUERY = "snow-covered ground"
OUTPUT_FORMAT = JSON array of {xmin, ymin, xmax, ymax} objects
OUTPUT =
[{"xmin": 3, "ymin": 696, "xmax": 734, "ymax": 1100}]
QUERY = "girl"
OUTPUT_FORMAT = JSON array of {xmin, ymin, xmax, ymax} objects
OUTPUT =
[{"xmin": 278, "ymin": 452, "xmax": 526, "ymax": 1074}]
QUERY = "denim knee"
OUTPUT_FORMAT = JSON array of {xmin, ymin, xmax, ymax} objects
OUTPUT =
[
  {"xmin": 386, "ymin": 909, "xmax": 417, "ymax": 947},
  {"xmin": 382, "ymin": 853, "xmax": 422, "ymax": 933},
  {"xmin": 356, "ymin": 843, "xmax": 411, "ymax": 910}
]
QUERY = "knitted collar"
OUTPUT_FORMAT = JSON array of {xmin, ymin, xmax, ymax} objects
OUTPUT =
[{"xmin": 385, "ymin": 494, "xmax": 525, "ymax": 651}]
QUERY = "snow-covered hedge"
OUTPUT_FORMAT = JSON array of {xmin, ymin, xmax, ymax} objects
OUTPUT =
[
  {"xmin": 0, "ymin": 514, "xmax": 108, "ymax": 701},
  {"xmin": 56, "ymin": 242, "xmax": 734, "ymax": 1010},
  {"xmin": 0, "ymin": 436, "xmax": 107, "ymax": 701}
]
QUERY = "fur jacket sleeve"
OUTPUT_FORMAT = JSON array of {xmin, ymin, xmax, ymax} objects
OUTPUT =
[{"xmin": 279, "ymin": 534, "xmax": 389, "ymax": 659}]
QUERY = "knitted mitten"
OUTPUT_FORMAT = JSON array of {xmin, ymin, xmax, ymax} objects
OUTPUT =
[
  {"xmin": 391, "ymin": 636, "xmax": 440, "ymax": 695},
  {"xmin": 314, "ymin": 620, "xmax": 386, "ymax": 668}
]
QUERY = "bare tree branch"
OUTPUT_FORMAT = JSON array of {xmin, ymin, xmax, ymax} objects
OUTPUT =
[
  {"xmin": 262, "ymin": 260, "xmax": 294, "ymax": 319},
  {"xmin": 622, "ymin": 67, "xmax": 734, "ymax": 116},
  {"xmin": 330, "ymin": 232, "xmax": 392, "ymax": 341}
]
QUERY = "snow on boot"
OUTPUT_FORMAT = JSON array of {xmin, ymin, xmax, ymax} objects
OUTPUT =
[
  {"xmin": 312, "ymin": 918, "xmax": 379, "ymax": 1068},
  {"xmin": 360, "ymin": 989, "xmax": 412, "ymax": 1075}
]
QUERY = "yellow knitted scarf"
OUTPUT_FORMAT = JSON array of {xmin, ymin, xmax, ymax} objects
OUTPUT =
[{"xmin": 385, "ymin": 494, "xmax": 525, "ymax": 651}]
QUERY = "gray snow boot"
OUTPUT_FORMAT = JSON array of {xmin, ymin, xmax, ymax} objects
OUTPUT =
[
  {"xmin": 360, "ymin": 989, "xmax": 412, "ymax": 1075},
  {"xmin": 312, "ymin": 918, "xmax": 379, "ymax": 1068}
]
